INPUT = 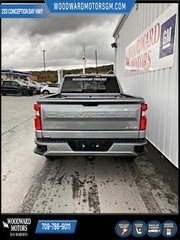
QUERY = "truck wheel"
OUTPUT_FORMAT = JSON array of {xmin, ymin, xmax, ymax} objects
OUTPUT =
[
  {"xmin": 43, "ymin": 90, "xmax": 50, "ymax": 95},
  {"xmin": 21, "ymin": 89, "xmax": 29, "ymax": 96}
]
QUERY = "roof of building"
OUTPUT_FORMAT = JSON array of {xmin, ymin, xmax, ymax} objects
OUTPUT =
[
  {"xmin": 113, "ymin": 15, "xmax": 129, "ymax": 38},
  {"xmin": 1, "ymin": 69, "xmax": 31, "ymax": 75}
]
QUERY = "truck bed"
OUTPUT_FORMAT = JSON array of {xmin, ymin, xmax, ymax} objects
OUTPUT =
[{"xmin": 37, "ymin": 93, "xmax": 144, "ymax": 103}]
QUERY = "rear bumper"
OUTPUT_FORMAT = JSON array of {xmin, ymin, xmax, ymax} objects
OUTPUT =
[
  {"xmin": 34, "ymin": 138, "xmax": 147, "ymax": 157},
  {"xmin": 35, "ymin": 130, "xmax": 146, "ymax": 139}
]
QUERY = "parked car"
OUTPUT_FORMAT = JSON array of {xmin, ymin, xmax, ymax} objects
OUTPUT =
[
  {"xmin": 1, "ymin": 80, "xmax": 33, "ymax": 96},
  {"xmin": 39, "ymin": 82, "xmax": 48, "ymax": 86},
  {"xmin": 31, "ymin": 81, "xmax": 43, "ymax": 94},
  {"xmin": 40, "ymin": 83, "xmax": 60, "ymax": 95},
  {"xmin": 34, "ymin": 74, "xmax": 148, "ymax": 160},
  {"xmin": 22, "ymin": 79, "xmax": 39, "ymax": 94}
]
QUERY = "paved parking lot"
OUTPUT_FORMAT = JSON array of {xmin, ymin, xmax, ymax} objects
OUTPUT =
[{"xmin": 1, "ymin": 96, "xmax": 178, "ymax": 213}]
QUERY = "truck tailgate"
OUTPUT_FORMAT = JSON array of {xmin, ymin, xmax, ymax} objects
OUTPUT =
[{"xmin": 40, "ymin": 103, "xmax": 141, "ymax": 132}]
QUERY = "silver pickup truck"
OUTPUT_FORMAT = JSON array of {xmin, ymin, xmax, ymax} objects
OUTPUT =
[{"xmin": 33, "ymin": 74, "xmax": 148, "ymax": 159}]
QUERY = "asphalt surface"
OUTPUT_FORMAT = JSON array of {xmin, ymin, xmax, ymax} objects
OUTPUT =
[{"xmin": 1, "ymin": 95, "xmax": 178, "ymax": 213}]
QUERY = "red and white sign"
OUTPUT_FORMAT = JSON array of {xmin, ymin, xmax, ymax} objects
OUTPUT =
[{"xmin": 125, "ymin": 4, "xmax": 178, "ymax": 72}]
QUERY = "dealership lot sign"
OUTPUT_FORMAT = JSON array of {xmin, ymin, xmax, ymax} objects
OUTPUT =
[{"xmin": 125, "ymin": 4, "xmax": 177, "ymax": 72}]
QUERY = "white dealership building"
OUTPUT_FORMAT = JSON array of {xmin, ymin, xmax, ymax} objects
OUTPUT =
[{"xmin": 113, "ymin": 3, "xmax": 178, "ymax": 167}]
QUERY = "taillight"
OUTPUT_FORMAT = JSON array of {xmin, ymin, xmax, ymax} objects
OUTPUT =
[
  {"xmin": 140, "ymin": 103, "xmax": 148, "ymax": 130},
  {"xmin": 34, "ymin": 103, "xmax": 42, "ymax": 130}
]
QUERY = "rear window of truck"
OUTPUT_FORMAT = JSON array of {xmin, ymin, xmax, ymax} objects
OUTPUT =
[{"xmin": 61, "ymin": 76, "xmax": 120, "ymax": 93}]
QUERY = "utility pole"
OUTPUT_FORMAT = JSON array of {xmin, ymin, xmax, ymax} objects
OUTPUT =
[
  {"xmin": 42, "ymin": 49, "xmax": 46, "ymax": 71},
  {"xmin": 82, "ymin": 44, "xmax": 86, "ymax": 74},
  {"xmin": 57, "ymin": 68, "xmax": 63, "ymax": 83},
  {"xmin": 95, "ymin": 50, "xmax": 98, "ymax": 74}
]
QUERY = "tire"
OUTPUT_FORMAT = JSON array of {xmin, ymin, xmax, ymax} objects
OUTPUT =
[
  {"xmin": 2, "ymin": 93, "xmax": 6, "ymax": 96},
  {"xmin": 21, "ymin": 89, "xmax": 29, "ymax": 96},
  {"xmin": 29, "ymin": 91, "xmax": 33, "ymax": 96},
  {"xmin": 43, "ymin": 90, "xmax": 50, "ymax": 95}
]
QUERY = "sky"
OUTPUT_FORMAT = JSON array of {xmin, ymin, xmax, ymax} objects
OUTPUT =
[{"xmin": 2, "ymin": 15, "xmax": 119, "ymax": 71}]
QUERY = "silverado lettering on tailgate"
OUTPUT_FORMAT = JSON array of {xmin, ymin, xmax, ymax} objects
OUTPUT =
[{"xmin": 44, "ymin": 111, "xmax": 138, "ymax": 119}]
